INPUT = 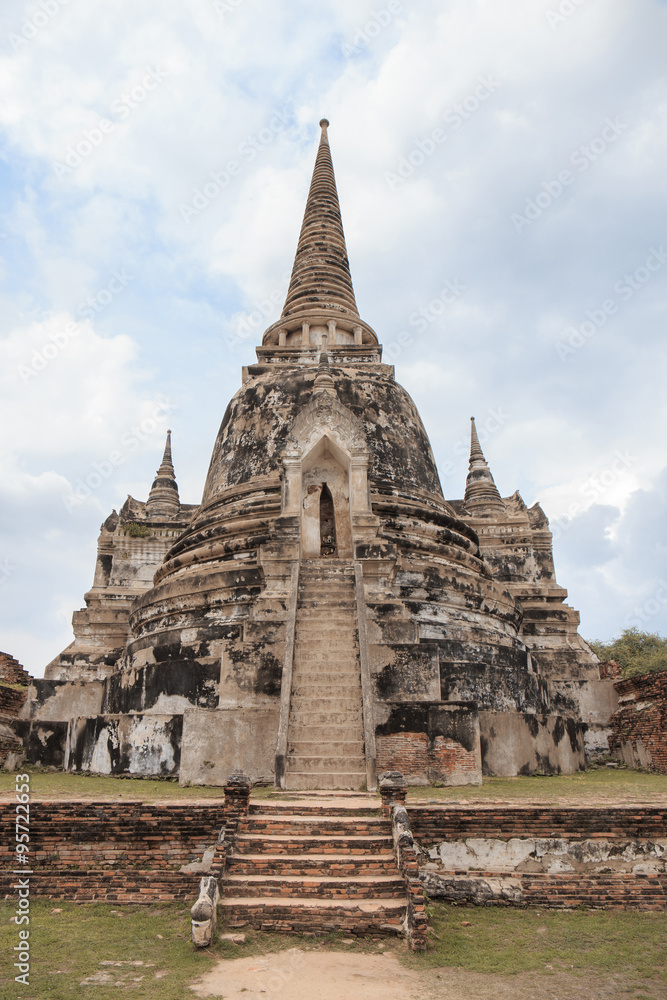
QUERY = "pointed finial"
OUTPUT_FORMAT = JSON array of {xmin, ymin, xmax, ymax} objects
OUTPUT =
[
  {"xmin": 145, "ymin": 430, "xmax": 180, "ymax": 518},
  {"xmin": 279, "ymin": 119, "xmax": 359, "ymax": 322},
  {"xmin": 470, "ymin": 417, "xmax": 485, "ymax": 460},
  {"xmin": 464, "ymin": 418, "xmax": 505, "ymax": 516}
]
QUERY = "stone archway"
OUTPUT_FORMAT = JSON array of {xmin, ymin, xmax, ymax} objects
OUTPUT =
[
  {"xmin": 299, "ymin": 435, "xmax": 352, "ymax": 559},
  {"xmin": 282, "ymin": 390, "xmax": 371, "ymax": 559}
]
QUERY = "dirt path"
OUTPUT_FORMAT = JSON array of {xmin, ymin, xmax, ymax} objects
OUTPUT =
[{"xmin": 190, "ymin": 948, "xmax": 665, "ymax": 1000}]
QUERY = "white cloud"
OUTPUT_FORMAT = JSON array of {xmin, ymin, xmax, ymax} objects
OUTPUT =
[{"xmin": 0, "ymin": 0, "xmax": 666, "ymax": 674}]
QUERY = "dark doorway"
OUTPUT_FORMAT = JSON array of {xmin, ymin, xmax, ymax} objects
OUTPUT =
[{"xmin": 320, "ymin": 483, "xmax": 337, "ymax": 557}]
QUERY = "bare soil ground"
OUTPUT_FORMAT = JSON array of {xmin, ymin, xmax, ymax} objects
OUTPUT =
[{"xmin": 190, "ymin": 947, "xmax": 666, "ymax": 1000}]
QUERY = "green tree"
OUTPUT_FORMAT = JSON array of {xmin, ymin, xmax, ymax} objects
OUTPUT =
[{"xmin": 589, "ymin": 627, "xmax": 667, "ymax": 678}]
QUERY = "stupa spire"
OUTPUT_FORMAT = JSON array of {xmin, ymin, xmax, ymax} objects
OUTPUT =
[
  {"xmin": 464, "ymin": 418, "xmax": 505, "ymax": 515},
  {"xmin": 145, "ymin": 430, "xmax": 180, "ymax": 517},
  {"xmin": 280, "ymin": 119, "xmax": 359, "ymax": 322}
]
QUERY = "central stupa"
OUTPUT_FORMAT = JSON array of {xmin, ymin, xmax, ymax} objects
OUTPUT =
[{"xmin": 37, "ymin": 120, "xmax": 610, "ymax": 788}]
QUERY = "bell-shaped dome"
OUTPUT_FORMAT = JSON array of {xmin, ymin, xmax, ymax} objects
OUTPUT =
[{"xmin": 199, "ymin": 363, "xmax": 445, "ymax": 517}]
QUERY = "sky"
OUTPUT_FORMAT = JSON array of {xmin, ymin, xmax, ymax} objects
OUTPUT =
[{"xmin": 0, "ymin": 0, "xmax": 666, "ymax": 677}]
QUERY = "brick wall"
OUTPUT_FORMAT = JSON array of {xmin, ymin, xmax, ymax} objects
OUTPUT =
[
  {"xmin": 0, "ymin": 800, "xmax": 223, "ymax": 871},
  {"xmin": 424, "ymin": 870, "xmax": 667, "ymax": 911},
  {"xmin": 376, "ymin": 733, "xmax": 479, "ymax": 784},
  {"xmin": 0, "ymin": 684, "xmax": 28, "ymax": 717},
  {"xmin": 0, "ymin": 653, "xmax": 31, "ymax": 686},
  {"xmin": 409, "ymin": 805, "xmax": 667, "ymax": 841},
  {"xmin": 610, "ymin": 671, "xmax": 667, "ymax": 774}
]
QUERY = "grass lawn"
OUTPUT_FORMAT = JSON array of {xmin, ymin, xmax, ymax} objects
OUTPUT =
[
  {"xmin": 1, "ymin": 900, "xmax": 665, "ymax": 1000},
  {"xmin": 1, "ymin": 763, "xmax": 666, "ymax": 805},
  {"xmin": 408, "ymin": 903, "xmax": 667, "ymax": 981},
  {"xmin": 405, "ymin": 766, "xmax": 667, "ymax": 805}
]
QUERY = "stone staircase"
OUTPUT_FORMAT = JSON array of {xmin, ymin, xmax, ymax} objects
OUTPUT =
[
  {"xmin": 219, "ymin": 798, "xmax": 407, "ymax": 936},
  {"xmin": 286, "ymin": 560, "xmax": 366, "ymax": 791}
]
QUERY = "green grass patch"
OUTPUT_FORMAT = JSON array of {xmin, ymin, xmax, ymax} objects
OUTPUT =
[
  {"xmin": 0, "ymin": 765, "xmax": 225, "ymax": 801},
  {"xmin": 2, "ymin": 900, "xmax": 665, "ymax": 999},
  {"xmin": 406, "ymin": 767, "xmax": 667, "ymax": 804},
  {"xmin": 0, "ymin": 900, "xmax": 219, "ymax": 1000},
  {"xmin": 405, "ymin": 903, "xmax": 667, "ymax": 981},
  {"xmin": 2, "ymin": 762, "xmax": 667, "ymax": 805}
]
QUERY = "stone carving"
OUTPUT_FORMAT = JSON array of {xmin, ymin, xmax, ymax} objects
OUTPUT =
[{"xmin": 190, "ymin": 875, "xmax": 219, "ymax": 948}]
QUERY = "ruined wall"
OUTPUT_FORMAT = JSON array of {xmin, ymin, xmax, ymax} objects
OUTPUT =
[
  {"xmin": 411, "ymin": 804, "xmax": 667, "ymax": 910},
  {"xmin": 610, "ymin": 671, "xmax": 667, "ymax": 773},
  {"xmin": 179, "ymin": 706, "xmax": 279, "ymax": 786},
  {"xmin": 375, "ymin": 702, "xmax": 481, "ymax": 785},
  {"xmin": 0, "ymin": 653, "xmax": 31, "ymax": 769},
  {"xmin": 66, "ymin": 714, "xmax": 182, "ymax": 776},
  {"xmin": 479, "ymin": 710, "xmax": 585, "ymax": 776}
]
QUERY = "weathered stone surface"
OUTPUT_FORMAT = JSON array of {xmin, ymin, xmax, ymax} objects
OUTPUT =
[
  {"xmin": 179, "ymin": 707, "xmax": 278, "ymax": 786},
  {"xmin": 25, "ymin": 121, "xmax": 612, "ymax": 785},
  {"xmin": 479, "ymin": 710, "xmax": 585, "ymax": 776},
  {"xmin": 66, "ymin": 714, "xmax": 182, "ymax": 775}
]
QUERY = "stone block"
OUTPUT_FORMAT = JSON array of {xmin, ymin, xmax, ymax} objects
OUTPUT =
[
  {"xmin": 479, "ymin": 710, "xmax": 585, "ymax": 776},
  {"xmin": 179, "ymin": 707, "xmax": 279, "ymax": 786}
]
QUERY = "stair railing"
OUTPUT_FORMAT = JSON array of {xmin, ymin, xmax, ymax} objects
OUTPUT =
[
  {"xmin": 275, "ymin": 560, "xmax": 300, "ymax": 788},
  {"xmin": 354, "ymin": 560, "xmax": 377, "ymax": 792}
]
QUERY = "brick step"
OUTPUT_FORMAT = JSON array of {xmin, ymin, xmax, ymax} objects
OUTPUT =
[
  {"xmin": 297, "ymin": 595, "xmax": 355, "ymax": 604},
  {"xmin": 288, "ymin": 740, "xmax": 364, "ymax": 755},
  {"xmin": 289, "ymin": 696, "xmax": 362, "ymax": 711},
  {"xmin": 291, "ymin": 663, "xmax": 360, "ymax": 675},
  {"xmin": 234, "ymin": 832, "xmax": 391, "ymax": 853},
  {"xmin": 286, "ymin": 755, "xmax": 366, "ymax": 774},
  {"xmin": 291, "ymin": 683, "xmax": 362, "ymax": 698},
  {"xmin": 247, "ymin": 800, "xmax": 380, "ymax": 816},
  {"xmin": 221, "ymin": 874, "xmax": 405, "ymax": 899},
  {"xmin": 227, "ymin": 853, "xmax": 395, "ymax": 875},
  {"xmin": 219, "ymin": 897, "xmax": 405, "ymax": 936},
  {"xmin": 295, "ymin": 640, "xmax": 359, "ymax": 657},
  {"xmin": 295, "ymin": 615, "xmax": 356, "ymax": 624},
  {"xmin": 288, "ymin": 712, "xmax": 363, "ymax": 727},
  {"xmin": 238, "ymin": 816, "xmax": 389, "ymax": 836},
  {"xmin": 285, "ymin": 771, "xmax": 367, "ymax": 790},
  {"xmin": 288, "ymin": 726, "xmax": 364, "ymax": 741}
]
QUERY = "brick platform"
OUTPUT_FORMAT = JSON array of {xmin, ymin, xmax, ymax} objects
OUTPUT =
[{"xmin": 1, "ymin": 795, "xmax": 664, "ymax": 920}]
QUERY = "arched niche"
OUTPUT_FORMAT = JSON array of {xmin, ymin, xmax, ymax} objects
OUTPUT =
[
  {"xmin": 282, "ymin": 391, "xmax": 370, "ymax": 559},
  {"xmin": 300, "ymin": 434, "xmax": 353, "ymax": 558}
]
